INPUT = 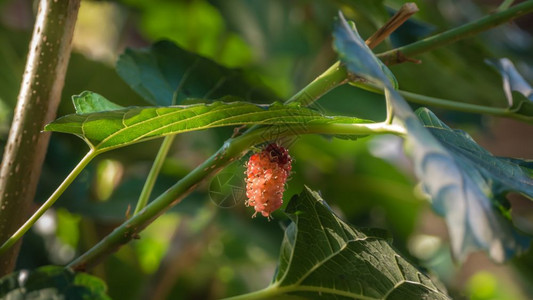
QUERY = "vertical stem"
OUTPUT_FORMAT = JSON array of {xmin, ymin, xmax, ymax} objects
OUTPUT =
[
  {"xmin": 0, "ymin": 0, "xmax": 80, "ymax": 275},
  {"xmin": 133, "ymin": 63, "xmax": 184, "ymax": 215},
  {"xmin": 133, "ymin": 135, "xmax": 176, "ymax": 215}
]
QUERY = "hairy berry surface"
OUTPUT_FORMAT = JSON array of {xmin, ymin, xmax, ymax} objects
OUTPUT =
[{"xmin": 245, "ymin": 144, "xmax": 292, "ymax": 218}]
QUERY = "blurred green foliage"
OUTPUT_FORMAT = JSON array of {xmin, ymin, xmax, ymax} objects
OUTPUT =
[
  {"xmin": 0, "ymin": 0, "xmax": 532, "ymax": 299},
  {"xmin": 0, "ymin": 265, "xmax": 111, "ymax": 299}
]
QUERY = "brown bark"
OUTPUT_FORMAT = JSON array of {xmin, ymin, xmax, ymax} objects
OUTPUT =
[{"xmin": 0, "ymin": 0, "xmax": 80, "ymax": 275}]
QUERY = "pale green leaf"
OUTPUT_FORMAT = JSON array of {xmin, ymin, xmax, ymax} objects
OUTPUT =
[
  {"xmin": 414, "ymin": 108, "xmax": 532, "ymax": 262},
  {"xmin": 73, "ymin": 91, "xmax": 124, "ymax": 114},
  {"xmin": 45, "ymin": 91, "xmax": 369, "ymax": 152}
]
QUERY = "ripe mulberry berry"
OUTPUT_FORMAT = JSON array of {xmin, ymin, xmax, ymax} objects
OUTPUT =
[{"xmin": 245, "ymin": 143, "xmax": 292, "ymax": 218}]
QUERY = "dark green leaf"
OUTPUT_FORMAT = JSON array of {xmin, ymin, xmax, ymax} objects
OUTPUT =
[
  {"xmin": 0, "ymin": 265, "xmax": 110, "ymax": 300},
  {"xmin": 45, "ymin": 91, "xmax": 369, "ymax": 152},
  {"xmin": 116, "ymin": 40, "xmax": 277, "ymax": 106},
  {"xmin": 265, "ymin": 186, "xmax": 449, "ymax": 299}
]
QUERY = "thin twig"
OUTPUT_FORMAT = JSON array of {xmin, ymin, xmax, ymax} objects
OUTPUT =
[
  {"xmin": 377, "ymin": 0, "xmax": 533, "ymax": 65},
  {"xmin": 366, "ymin": 3, "xmax": 419, "ymax": 49}
]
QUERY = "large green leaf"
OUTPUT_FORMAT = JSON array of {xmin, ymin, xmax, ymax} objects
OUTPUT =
[
  {"xmin": 418, "ymin": 108, "xmax": 533, "ymax": 198},
  {"xmin": 332, "ymin": 12, "xmax": 533, "ymax": 262},
  {"xmin": 414, "ymin": 108, "xmax": 532, "ymax": 260},
  {"xmin": 260, "ymin": 187, "xmax": 449, "ymax": 299},
  {"xmin": 116, "ymin": 40, "xmax": 277, "ymax": 106},
  {"xmin": 0, "ymin": 265, "xmax": 110, "ymax": 300},
  {"xmin": 45, "ymin": 91, "xmax": 369, "ymax": 152}
]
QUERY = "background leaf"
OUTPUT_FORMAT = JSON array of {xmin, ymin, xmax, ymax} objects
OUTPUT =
[
  {"xmin": 45, "ymin": 91, "xmax": 369, "ymax": 152},
  {"xmin": 0, "ymin": 265, "xmax": 110, "ymax": 300},
  {"xmin": 116, "ymin": 40, "xmax": 277, "ymax": 106},
  {"xmin": 413, "ymin": 108, "xmax": 532, "ymax": 262},
  {"xmin": 265, "ymin": 186, "xmax": 449, "ymax": 299},
  {"xmin": 332, "ymin": 12, "xmax": 533, "ymax": 262},
  {"xmin": 486, "ymin": 58, "xmax": 533, "ymax": 120},
  {"xmin": 334, "ymin": 0, "xmax": 388, "ymax": 28}
]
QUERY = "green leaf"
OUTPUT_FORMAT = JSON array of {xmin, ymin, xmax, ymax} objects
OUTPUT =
[
  {"xmin": 73, "ymin": 91, "xmax": 124, "ymax": 114},
  {"xmin": 413, "ymin": 108, "xmax": 532, "ymax": 262},
  {"xmin": 263, "ymin": 187, "xmax": 449, "ymax": 299},
  {"xmin": 45, "ymin": 91, "xmax": 369, "ymax": 152},
  {"xmin": 0, "ymin": 265, "xmax": 110, "ymax": 300},
  {"xmin": 333, "ymin": 13, "xmax": 410, "ymax": 121},
  {"xmin": 486, "ymin": 58, "xmax": 533, "ymax": 119},
  {"xmin": 116, "ymin": 40, "xmax": 277, "ymax": 106},
  {"xmin": 333, "ymin": 12, "xmax": 398, "ymax": 89},
  {"xmin": 332, "ymin": 13, "xmax": 533, "ymax": 262}
]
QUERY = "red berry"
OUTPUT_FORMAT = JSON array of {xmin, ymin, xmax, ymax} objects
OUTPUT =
[{"xmin": 245, "ymin": 143, "xmax": 292, "ymax": 218}]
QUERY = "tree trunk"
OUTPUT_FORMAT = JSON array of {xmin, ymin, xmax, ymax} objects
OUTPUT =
[{"xmin": 0, "ymin": 0, "xmax": 80, "ymax": 275}]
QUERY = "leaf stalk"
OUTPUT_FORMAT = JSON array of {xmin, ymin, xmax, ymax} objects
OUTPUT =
[
  {"xmin": 0, "ymin": 150, "xmax": 96, "ymax": 256},
  {"xmin": 133, "ymin": 135, "xmax": 176, "ymax": 215}
]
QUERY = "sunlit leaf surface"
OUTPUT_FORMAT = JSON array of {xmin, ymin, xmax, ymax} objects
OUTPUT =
[{"xmin": 45, "ymin": 91, "xmax": 369, "ymax": 152}]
